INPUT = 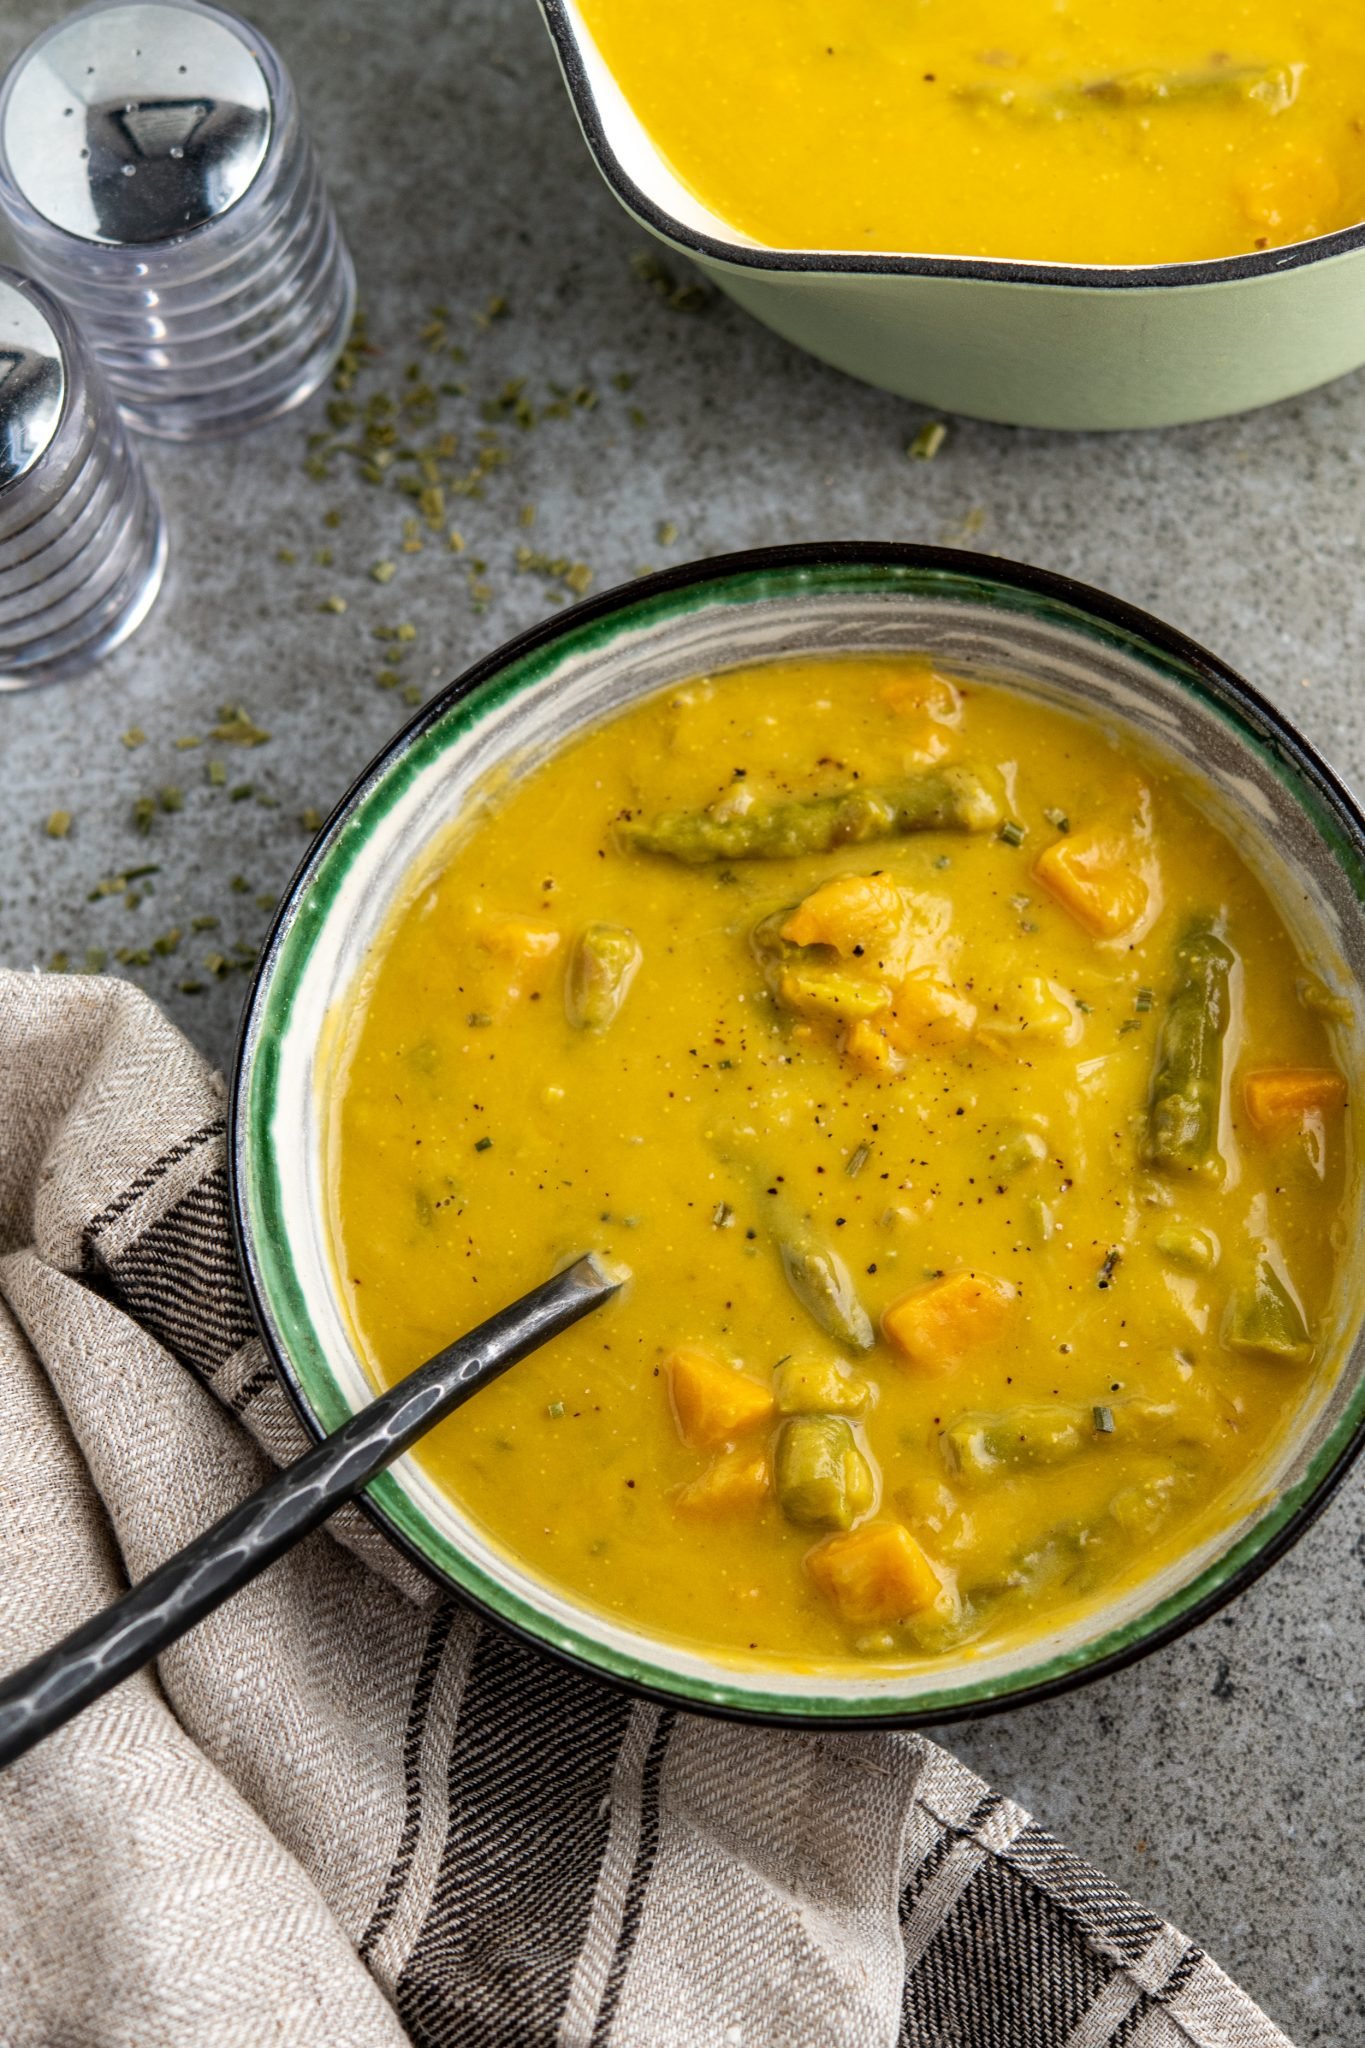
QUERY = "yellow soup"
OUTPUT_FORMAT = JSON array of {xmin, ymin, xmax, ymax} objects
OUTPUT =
[
  {"xmin": 332, "ymin": 657, "xmax": 1354, "ymax": 1673},
  {"xmin": 577, "ymin": 0, "xmax": 1365, "ymax": 264}
]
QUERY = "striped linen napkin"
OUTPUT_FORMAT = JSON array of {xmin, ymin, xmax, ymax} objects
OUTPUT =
[{"xmin": 0, "ymin": 968, "xmax": 1291, "ymax": 2048}]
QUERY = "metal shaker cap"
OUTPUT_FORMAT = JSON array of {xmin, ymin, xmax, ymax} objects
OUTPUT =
[
  {"xmin": 0, "ymin": 1, "xmax": 273, "ymax": 246},
  {"xmin": 0, "ymin": 275, "xmax": 66, "ymax": 490}
]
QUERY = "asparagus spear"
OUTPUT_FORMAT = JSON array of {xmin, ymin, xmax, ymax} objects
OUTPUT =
[
  {"xmin": 709, "ymin": 1124, "xmax": 876, "ymax": 1351},
  {"xmin": 779, "ymin": 1233, "xmax": 876, "ymax": 1352},
  {"xmin": 774, "ymin": 1416, "xmax": 875, "ymax": 1530},
  {"xmin": 958, "ymin": 61, "xmax": 1300, "ymax": 120},
  {"xmin": 943, "ymin": 1403, "xmax": 1091, "ymax": 1481},
  {"xmin": 942, "ymin": 1397, "xmax": 1189, "ymax": 1482},
  {"xmin": 1154, "ymin": 1223, "xmax": 1218, "ymax": 1270},
  {"xmin": 565, "ymin": 922, "xmax": 642, "ymax": 1032},
  {"xmin": 750, "ymin": 904, "xmax": 801, "ymax": 1000},
  {"xmin": 620, "ymin": 767, "xmax": 999, "ymax": 865},
  {"xmin": 1224, "ymin": 1248, "xmax": 1313, "ymax": 1362},
  {"xmin": 1143, "ymin": 917, "xmax": 1235, "ymax": 1179}
]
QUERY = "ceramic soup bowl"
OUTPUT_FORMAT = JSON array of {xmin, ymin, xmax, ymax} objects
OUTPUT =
[
  {"xmin": 537, "ymin": 0, "xmax": 1365, "ymax": 431},
  {"xmin": 233, "ymin": 544, "xmax": 1365, "ymax": 1725}
]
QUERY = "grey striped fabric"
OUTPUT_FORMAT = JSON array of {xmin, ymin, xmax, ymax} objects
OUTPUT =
[{"xmin": 0, "ymin": 970, "xmax": 1294, "ymax": 2048}]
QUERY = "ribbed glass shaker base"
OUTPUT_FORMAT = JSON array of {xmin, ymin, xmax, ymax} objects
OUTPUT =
[
  {"xmin": 0, "ymin": 393, "xmax": 166, "ymax": 691},
  {"xmin": 4, "ymin": 138, "xmax": 355, "ymax": 443}
]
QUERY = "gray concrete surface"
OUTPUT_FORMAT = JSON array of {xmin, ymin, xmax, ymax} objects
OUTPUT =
[{"xmin": 2, "ymin": 1, "xmax": 1362, "ymax": 2038}]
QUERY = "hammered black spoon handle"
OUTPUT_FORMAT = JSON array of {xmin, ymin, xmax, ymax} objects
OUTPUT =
[{"xmin": 0, "ymin": 1253, "xmax": 622, "ymax": 1770}]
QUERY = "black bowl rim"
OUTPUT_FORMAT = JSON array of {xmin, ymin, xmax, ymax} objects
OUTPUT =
[
  {"xmin": 230, "ymin": 540, "xmax": 1365, "ymax": 1729},
  {"xmin": 538, "ymin": 0, "xmax": 1365, "ymax": 293}
]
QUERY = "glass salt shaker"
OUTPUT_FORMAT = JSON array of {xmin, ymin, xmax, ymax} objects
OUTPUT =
[
  {"xmin": 0, "ymin": 267, "xmax": 166, "ymax": 690},
  {"xmin": 0, "ymin": 0, "xmax": 355, "ymax": 440}
]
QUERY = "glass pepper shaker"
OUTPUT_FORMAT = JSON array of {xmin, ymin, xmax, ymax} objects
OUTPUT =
[
  {"xmin": 0, "ymin": 266, "xmax": 166, "ymax": 690},
  {"xmin": 0, "ymin": 0, "xmax": 355, "ymax": 440}
]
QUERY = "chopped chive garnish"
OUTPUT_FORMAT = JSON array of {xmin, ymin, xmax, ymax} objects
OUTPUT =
[
  {"xmin": 997, "ymin": 819, "xmax": 1026, "ymax": 848},
  {"xmin": 1093, "ymin": 1405, "xmax": 1115, "ymax": 1434},
  {"xmin": 1097, "ymin": 1247, "xmax": 1122, "ymax": 1289},
  {"xmin": 846, "ymin": 1142, "xmax": 872, "ymax": 1178},
  {"xmin": 1135, "ymin": 986, "xmax": 1154, "ymax": 1012},
  {"xmin": 211, "ymin": 707, "xmax": 270, "ymax": 746},
  {"xmin": 474, "ymin": 1135, "xmax": 493, "ymax": 1152},
  {"xmin": 908, "ymin": 420, "xmax": 947, "ymax": 461},
  {"xmin": 1043, "ymin": 807, "xmax": 1070, "ymax": 833}
]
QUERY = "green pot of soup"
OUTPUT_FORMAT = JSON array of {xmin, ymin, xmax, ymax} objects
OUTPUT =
[{"xmin": 538, "ymin": 0, "xmax": 1365, "ymax": 429}]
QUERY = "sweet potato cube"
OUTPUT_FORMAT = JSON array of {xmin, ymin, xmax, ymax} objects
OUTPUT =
[
  {"xmin": 1244, "ymin": 1067, "xmax": 1348, "ymax": 1132},
  {"xmin": 882, "ymin": 1271, "xmax": 1016, "ymax": 1373},
  {"xmin": 806, "ymin": 1521, "xmax": 942, "ymax": 1627},
  {"xmin": 667, "ymin": 1347, "xmax": 774, "ymax": 1450},
  {"xmin": 782, "ymin": 874, "xmax": 908, "ymax": 964},
  {"xmin": 673, "ymin": 1449, "xmax": 771, "ymax": 1516},
  {"xmin": 1033, "ymin": 825, "xmax": 1148, "ymax": 939}
]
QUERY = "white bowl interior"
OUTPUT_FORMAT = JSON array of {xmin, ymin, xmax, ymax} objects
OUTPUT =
[
  {"xmin": 548, "ymin": 0, "xmax": 759, "ymax": 248},
  {"xmin": 251, "ymin": 579, "xmax": 1365, "ymax": 1711}
]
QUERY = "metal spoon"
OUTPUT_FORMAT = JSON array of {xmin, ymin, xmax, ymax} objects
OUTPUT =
[{"xmin": 0, "ymin": 1253, "xmax": 623, "ymax": 1770}]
